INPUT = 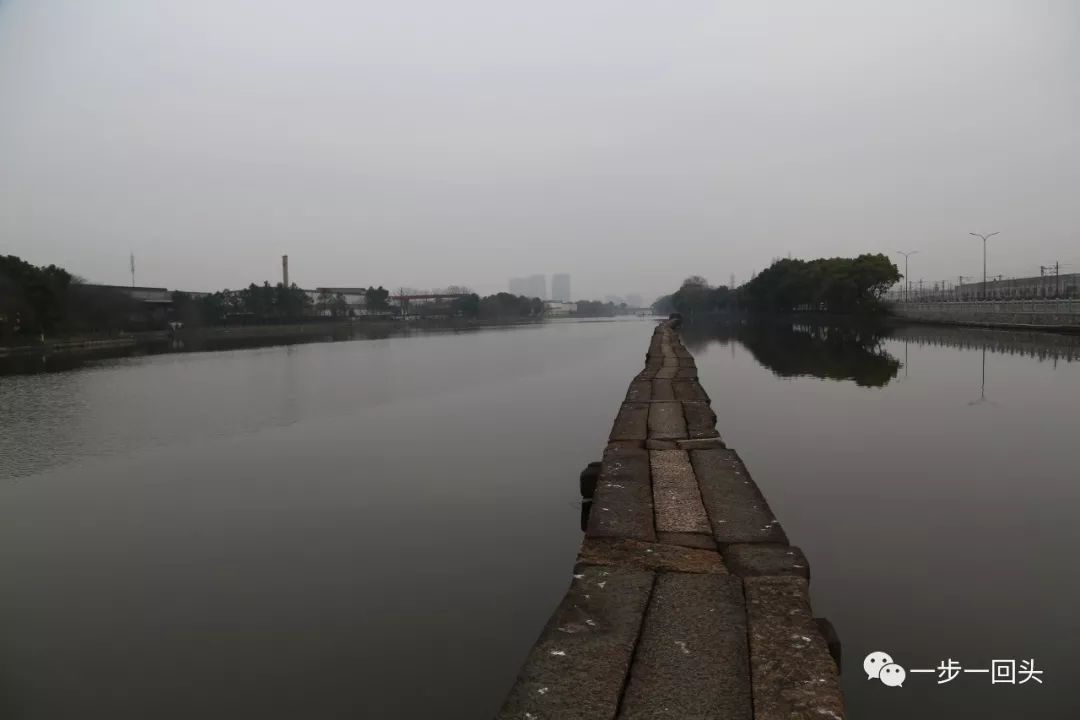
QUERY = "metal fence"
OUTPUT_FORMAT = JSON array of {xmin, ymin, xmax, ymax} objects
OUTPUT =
[{"xmin": 886, "ymin": 273, "xmax": 1080, "ymax": 303}]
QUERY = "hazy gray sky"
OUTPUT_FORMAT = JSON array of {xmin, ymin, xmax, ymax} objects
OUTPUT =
[{"xmin": 2, "ymin": 1, "xmax": 1077, "ymax": 299}]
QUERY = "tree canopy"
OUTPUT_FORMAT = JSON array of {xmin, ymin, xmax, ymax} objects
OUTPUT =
[
  {"xmin": 0, "ymin": 255, "xmax": 73, "ymax": 335},
  {"xmin": 741, "ymin": 254, "xmax": 899, "ymax": 313},
  {"xmin": 653, "ymin": 254, "xmax": 900, "ymax": 317}
]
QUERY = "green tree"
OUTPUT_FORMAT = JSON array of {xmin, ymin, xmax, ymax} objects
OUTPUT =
[
  {"xmin": 739, "ymin": 254, "xmax": 900, "ymax": 313},
  {"xmin": 276, "ymin": 282, "xmax": 311, "ymax": 318},
  {"xmin": 365, "ymin": 286, "xmax": 390, "ymax": 313},
  {"xmin": 0, "ymin": 255, "xmax": 73, "ymax": 337},
  {"xmin": 451, "ymin": 293, "xmax": 480, "ymax": 318}
]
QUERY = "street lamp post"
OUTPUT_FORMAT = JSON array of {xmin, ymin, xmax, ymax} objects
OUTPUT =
[
  {"xmin": 969, "ymin": 232, "xmax": 999, "ymax": 300},
  {"xmin": 896, "ymin": 250, "xmax": 918, "ymax": 302}
]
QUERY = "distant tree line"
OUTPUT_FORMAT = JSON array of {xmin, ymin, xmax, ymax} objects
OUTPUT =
[
  {"xmin": 0, "ymin": 255, "xmax": 72, "ymax": 337},
  {"xmin": 653, "ymin": 254, "xmax": 901, "ymax": 317},
  {"xmin": 0, "ymin": 254, "xmax": 150, "ymax": 339},
  {"xmin": 174, "ymin": 284, "xmax": 393, "ymax": 325},
  {"xmin": 1, "ymin": 254, "xmax": 566, "ymax": 340},
  {"xmin": 449, "ymin": 293, "xmax": 544, "ymax": 319},
  {"xmin": 175, "ymin": 282, "xmax": 313, "ymax": 325}
]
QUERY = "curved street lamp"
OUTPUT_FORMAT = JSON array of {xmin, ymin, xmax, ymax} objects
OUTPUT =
[
  {"xmin": 896, "ymin": 250, "xmax": 918, "ymax": 302},
  {"xmin": 969, "ymin": 232, "xmax": 1000, "ymax": 300}
]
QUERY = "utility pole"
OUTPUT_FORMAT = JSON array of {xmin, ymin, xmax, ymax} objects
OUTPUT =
[
  {"xmin": 896, "ymin": 250, "xmax": 918, "ymax": 302},
  {"xmin": 130, "ymin": 252, "xmax": 136, "ymax": 288},
  {"xmin": 969, "ymin": 232, "xmax": 999, "ymax": 300},
  {"xmin": 1042, "ymin": 261, "xmax": 1063, "ymax": 297}
]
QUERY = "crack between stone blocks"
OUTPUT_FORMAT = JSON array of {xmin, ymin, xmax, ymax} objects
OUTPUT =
[
  {"xmin": 738, "ymin": 575, "xmax": 759, "ymax": 720},
  {"xmin": 612, "ymin": 571, "xmax": 658, "ymax": 719}
]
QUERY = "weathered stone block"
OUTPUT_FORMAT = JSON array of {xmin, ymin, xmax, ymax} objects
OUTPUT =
[
  {"xmin": 647, "ymin": 402, "xmax": 687, "ymax": 440},
  {"xmin": 675, "ymin": 437, "xmax": 726, "ymax": 450},
  {"xmin": 587, "ymin": 445, "xmax": 655, "ymax": 542},
  {"xmin": 610, "ymin": 402, "xmax": 648, "ymax": 442},
  {"xmin": 651, "ymin": 379, "xmax": 675, "ymax": 401},
  {"xmin": 498, "ymin": 566, "xmax": 655, "ymax": 720},
  {"xmin": 691, "ymin": 448, "xmax": 788, "ymax": 545},
  {"xmin": 682, "ymin": 402, "xmax": 719, "ymax": 439},
  {"xmin": 744, "ymin": 576, "xmax": 845, "ymax": 720},
  {"xmin": 724, "ymin": 544, "xmax": 809, "ymax": 579},
  {"xmin": 625, "ymin": 379, "xmax": 652, "ymax": 403},
  {"xmin": 673, "ymin": 381, "xmax": 710, "ymax": 403},
  {"xmin": 619, "ymin": 573, "xmax": 753, "ymax": 720},
  {"xmin": 650, "ymin": 449, "xmax": 710, "ymax": 534},
  {"xmin": 577, "ymin": 537, "xmax": 726, "ymax": 574},
  {"xmin": 656, "ymin": 531, "xmax": 716, "ymax": 550}
]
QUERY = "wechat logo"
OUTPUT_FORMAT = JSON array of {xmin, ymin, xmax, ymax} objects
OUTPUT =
[{"xmin": 864, "ymin": 651, "xmax": 906, "ymax": 688}]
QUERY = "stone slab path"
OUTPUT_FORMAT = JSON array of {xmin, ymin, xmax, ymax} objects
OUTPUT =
[{"xmin": 498, "ymin": 321, "xmax": 845, "ymax": 719}]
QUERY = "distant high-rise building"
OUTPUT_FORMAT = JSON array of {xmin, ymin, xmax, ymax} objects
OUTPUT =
[
  {"xmin": 525, "ymin": 274, "xmax": 547, "ymax": 300},
  {"xmin": 625, "ymin": 293, "xmax": 643, "ymax": 309},
  {"xmin": 509, "ymin": 275, "xmax": 547, "ymax": 299},
  {"xmin": 551, "ymin": 273, "xmax": 571, "ymax": 302},
  {"xmin": 605, "ymin": 294, "xmax": 626, "ymax": 306},
  {"xmin": 509, "ymin": 277, "xmax": 529, "ymax": 296}
]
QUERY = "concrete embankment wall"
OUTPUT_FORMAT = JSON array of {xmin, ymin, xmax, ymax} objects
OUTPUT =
[
  {"xmin": 498, "ymin": 321, "xmax": 845, "ymax": 719},
  {"xmin": 892, "ymin": 299, "xmax": 1080, "ymax": 332},
  {"xmin": 0, "ymin": 336, "xmax": 145, "ymax": 358}
]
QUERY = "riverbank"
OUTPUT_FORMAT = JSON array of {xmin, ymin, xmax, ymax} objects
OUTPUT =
[
  {"xmin": 0, "ymin": 317, "xmax": 553, "ymax": 359},
  {"xmin": 890, "ymin": 299, "xmax": 1080, "ymax": 333}
]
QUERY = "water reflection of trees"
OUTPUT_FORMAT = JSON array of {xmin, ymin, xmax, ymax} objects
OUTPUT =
[
  {"xmin": 681, "ymin": 320, "xmax": 901, "ymax": 387},
  {"xmin": 0, "ymin": 325, "xmax": 401, "ymax": 377}
]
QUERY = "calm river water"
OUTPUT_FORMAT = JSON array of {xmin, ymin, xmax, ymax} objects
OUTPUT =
[{"xmin": 1, "ymin": 319, "xmax": 1077, "ymax": 719}]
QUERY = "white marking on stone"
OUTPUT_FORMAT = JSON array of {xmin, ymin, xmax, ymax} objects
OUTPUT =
[
  {"xmin": 675, "ymin": 640, "xmax": 690, "ymax": 655},
  {"xmin": 537, "ymin": 687, "xmax": 549, "ymax": 695},
  {"xmin": 816, "ymin": 710, "xmax": 842, "ymax": 720},
  {"xmin": 597, "ymin": 581, "xmax": 607, "ymax": 589},
  {"xmin": 790, "ymin": 634, "xmax": 813, "ymax": 649},
  {"xmin": 550, "ymin": 650, "xmax": 566, "ymax": 657},
  {"xmin": 573, "ymin": 573, "xmax": 585, "ymax": 579}
]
